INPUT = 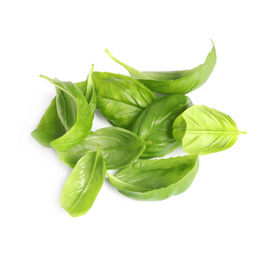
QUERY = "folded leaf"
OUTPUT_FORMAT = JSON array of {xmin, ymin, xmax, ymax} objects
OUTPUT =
[
  {"xmin": 92, "ymin": 72, "xmax": 157, "ymax": 129},
  {"xmin": 57, "ymin": 127, "xmax": 149, "ymax": 169},
  {"xmin": 60, "ymin": 146, "xmax": 106, "ymax": 217},
  {"xmin": 31, "ymin": 98, "xmax": 66, "ymax": 147},
  {"xmin": 86, "ymin": 64, "xmax": 97, "ymax": 114},
  {"xmin": 132, "ymin": 95, "xmax": 192, "ymax": 158},
  {"xmin": 172, "ymin": 105, "xmax": 246, "ymax": 155},
  {"xmin": 40, "ymin": 75, "xmax": 92, "ymax": 150},
  {"xmin": 105, "ymin": 41, "xmax": 216, "ymax": 94},
  {"xmin": 107, "ymin": 154, "xmax": 199, "ymax": 201},
  {"xmin": 31, "ymin": 80, "xmax": 87, "ymax": 147},
  {"xmin": 55, "ymin": 88, "xmax": 77, "ymax": 131}
]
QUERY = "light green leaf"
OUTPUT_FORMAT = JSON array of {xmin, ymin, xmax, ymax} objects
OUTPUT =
[
  {"xmin": 105, "ymin": 41, "xmax": 216, "ymax": 94},
  {"xmin": 172, "ymin": 105, "xmax": 246, "ymax": 155},
  {"xmin": 107, "ymin": 154, "xmax": 199, "ymax": 201},
  {"xmin": 60, "ymin": 146, "xmax": 106, "ymax": 217}
]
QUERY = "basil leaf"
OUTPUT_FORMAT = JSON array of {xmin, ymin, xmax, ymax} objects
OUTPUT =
[
  {"xmin": 57, "ymin": 127, "xmax": 149, "ymax": 170},
  {"xmin": 40, "ymin": 75, "xmax": 92, "ymax": 150},
  {"xmin": 31, "ymin": 80, "xmax": 88, "ymax": 147},
  {"xmin": 132, "ymin": 94, "xmax": 192, "ymax": 158},
  {"xmin": 31, "ymin": 97, "xmax": 66, "ymax": 147},
  {"xmin": 107, "ymin": 154, "xmax": 199, "ymax": 201},
  {"xmin": 105, "ymin": 41, "xmax": 216, "ymax": 94},
  {"xmin": 55, "ymin": 88, "xmax": 77, "ymax": 131},
  {"xmin": 60, "ymin": 146, "xmax": 106, "ymax": 217},
  {"xmin": 86, "ymin": 64, "xmax": 97, "ymax": 114},
  {"xmin": 172, "ymin": 105, "xmax": 246, "ymax": 155},
  {"xmin": 92, "ymin": 72, "xmax": 157, "ymax": 129}
]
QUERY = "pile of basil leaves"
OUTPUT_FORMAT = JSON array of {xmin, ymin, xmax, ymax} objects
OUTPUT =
[{"xmin": 32, "ymin": 42, "xmax": 246, "ymax": 217}]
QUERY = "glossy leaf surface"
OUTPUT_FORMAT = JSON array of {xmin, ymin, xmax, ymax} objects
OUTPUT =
[
  {"xmin": 57, "ymin": 127, "xmax": 149, "ymax": 169},
  {"xmin": 40, "ymin": 75, "xmax": 92, "ymax": 150},
  {"xmin": 105, "ymin": 42, "xmax": 216, "ymax": 94},
  {"xmin": 107, "ymin": 154, "xmax": 199, "ymax": 201},
  {"xmin": 92, "ymin": 72, "xmax": 157, "ymax": 129},
  {"xmin": 172, "ymin": 105, "xmax": 246, "ymax": 155},
  {"xmin": 132, "ymin": 95, "xmax": 192, "ymax": 158},
  {"xmin": 60, "ymin": 146, "xmax": 106, "ymax": 217}
]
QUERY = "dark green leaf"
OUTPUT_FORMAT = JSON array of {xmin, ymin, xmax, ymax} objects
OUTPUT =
[
  {"xmin": 92, "ymin": 72, "xmax": 157, "ymax": 129},
  {"xmin": 57, "ymin": 127, "xmax": 149, "ymax": 170},
  {"xmin": 132, "ymin": 94, "xmax": 192, "ymax": 158}
]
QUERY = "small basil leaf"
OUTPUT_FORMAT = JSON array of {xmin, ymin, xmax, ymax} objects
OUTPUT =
[
  {"xmin": 172, "ymin": 105, "xmax": 246, "ymax": 155},
  {"xmin": 60, "ymin": 146, "xmax": 106, "ymax": 217},
  {"xmin": 40, "ymin": 75, "xmax": 92, "ymax": 150},
  {"xmin": 57, "ymin": 127, "xmax": 149, "ymax": 170},
  {"xmin": 132, "ymin": 94, "xmax": 192, "ymax": 158},
  {"xmin": 105, "ymin": 41, "xmax": 216, "ymax": 94},
  {"xmin": 107, "ymin": 154, "xmax": 199, "ymax": 201},
  {"xmin": 92, "ymin": 72, "xmax": 157, "ymax": 129}
]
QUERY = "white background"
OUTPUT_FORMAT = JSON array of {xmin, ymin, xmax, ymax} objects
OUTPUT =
[{"xmin": 1, "ymin": 1, "xmax": 259, "ymax": 259}]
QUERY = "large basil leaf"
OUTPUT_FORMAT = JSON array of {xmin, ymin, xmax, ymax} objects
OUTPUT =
[
  {"xmin": 132, "ymin": 94, "xmax": 192, "ymax": 158},
  {"xmin": 40, "ymin": 75, "xmax": 92, "ymax": 150},
  {"xmin": 31, "ymin": 80, "xmax": 87, "ymax": 147},
  {"xmin": 92, "ymin": 72, "xmax": 157, "ymax": 129},
  {"xmin": 105, "ymin": 41, "xmax": 216, "ymax": 94},
  {"xmin": 60, "ymin": 146, "xmax": 106, "ymax": 217},
  {"xmin": 172, "ymin": 105, "xmax": 246, "ymax": 155},
  {"xmin": 107, "ymin": 154, "xmax": 199, "ymax": 201},
  {"xmin": 57, "ymin": 127, "xmax": 149, "ymax": 169}
]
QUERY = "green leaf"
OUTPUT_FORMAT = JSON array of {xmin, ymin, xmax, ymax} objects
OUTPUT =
[
  {"xmin": 172, "ymin": 105, "xmax": 246, "ymax": 155},
  {"xmin": 60, "ymin": 146, "xmax": 106, "ymax": 217},
  {"xmin": 107, "ymin": 154, "xmax": 199, "ymax": 201},
  {"xmin": 92, "ymin": 72, "xmax": 157, "ymax": 129},
  {"xmin": 31, "ymin": 97, "xmax": 66, "ymax": 147},
  {"xmin": 105, "ymin": 41, "xmax": 216, "ymax": 94},
  {"xmin": 55, "ymin": 87, "xmax": 77, "ymax": 131},
  {"xmin": 31, "ymin": 80, "xmax": 88, "ymax": 147},
  {"xmin": 86, "ymin": 64, "xmax": 97, "ymax": 114},
  {"xmin": 57, "ymin": 127, "xmax": 149, "ymax": 170},
  {"xmin": 40, "ymin": 75, "xmax": 92, "ymax": 150},
  {"xmin": 132, "ymin": 94, "xmax": 192, "ymax": 158}
]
